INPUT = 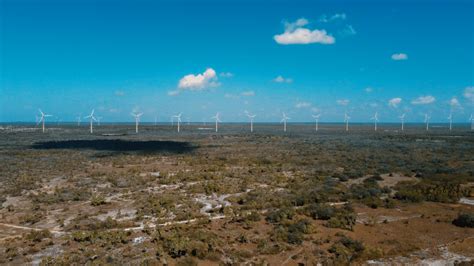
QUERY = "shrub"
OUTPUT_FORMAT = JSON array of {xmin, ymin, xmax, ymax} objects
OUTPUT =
[
  {"xmin": 90, "ymin": 194, "xmax": 107, "ymax": 206},
  {"xmin": 452, "ymin": 213, "xmax": 474, "ymax": 228},
  {"xmin": 305, "ymin": 204, "xmax": 335, "ymax": 220},
  {"xmin": 265, "ymin": 207, "xmax": 295, "ymax": 224},
  {"xmin": 328, "ymin": 236, "xmax": 365, "ymax": 262},
  {"xmin": 25, "ymin": 229, "xmax": 52, "ymax": 243}
]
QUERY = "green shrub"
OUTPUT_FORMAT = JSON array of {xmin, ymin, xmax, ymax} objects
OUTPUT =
[
  {"xmin": 265, "ymin": 207, "xmax": 295, "ymax": 223},
  {"xmin": 305, "ymin": 204, "xmax": 335, "ymax": 220},
  {"xmin": 328, "ymin": 236, "xmax": 365, "ymax": 262},
  {"xmin": 25, "ymin": 229, "xmax": 52, "ymax": 243}
]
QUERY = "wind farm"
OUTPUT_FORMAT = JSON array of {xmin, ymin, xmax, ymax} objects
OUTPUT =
[{"xmin": 1, "ymin": 0, "xmax": 474, "ymax": 265}]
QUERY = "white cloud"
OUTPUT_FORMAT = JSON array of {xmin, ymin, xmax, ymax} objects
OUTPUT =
[
  {"xmin": 220, "ymin": 72, "xmax": 233, "ymax": 78},
  {"xmin": 449, "ymin": 97, "xmax": 461, "ymax": 108},
  {"xmin": 178, "ymin": 68, "xmax": 219, "ymax": 90},
  {"xmin": 331, "ymin": 13, "xmax": 347, "ymax": 20},
  {"xmin": 411, "ymin": 95, "xmax": 435, "ymax": 105},
  {"xmin": 391, "ymin": 53, "xmax": 408, "ymax": 61},
  {"xmin": 365, "ymin": 87, "xmax": 373, "ymax": 93},
  {"xmin": 274, "ymin": 18, "xmax": 335, "ymax": 45},
  {"xmin": 273, "ymin": 75, "xmax": 293, "ymax": 83},
  {"xmin": 295, "ymin": 102, "xmax": 311, "ymax": 109},
  {"xmin": 337, "ymin": 99, "xmax": 350, "ymax": 106},
  {"xmin": 340, "ymin": 25, "xmax": 357, "ymax": 36},
  {"xmin": 241, "ymin": 91, "xmax": 255, "ymax": 96},
  {"xmin": 168, "ymin": 90, "xmax": 180, "ymax": 96},
  {"xmin": 388, "ymin": 97, "xmax": 402, "ymax": 108},
  {"xmin": 115, "ymin": 90, "xmax": 125, "ymax": 96},
  {"xmin": 464, "ymin": 86, "xmax": 474, "ymax": 102},
  {"xmin": 320, "ymin": 13, "xmax": 347, "ymax": 23}
]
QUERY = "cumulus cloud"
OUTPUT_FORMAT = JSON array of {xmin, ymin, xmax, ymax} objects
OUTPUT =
[
  {"xmin": 295, "ymin": 102, "xmax": 311, "ymax": 109},
  {"xmin": 464, "ymin": 86, "xmax": 474, "ymax": 102},
  {"xmin": 273, "ymin": 75, "xmax": 293, "ymax": 83},
  {"xmin": 178, "ymin": 68, "xmax": 219, "ymax": 91},
  {"xmin": 274, "ymin": 18, "xmax": 335, "ymax": 45},
  {"xmin": 391, "ymin": 53, "xmax": 408, "ymax": 61},
  {"xmin": 411, "ymin": 95, "xmax": 435, "ymax": 105},
  {"xmin": 241, "ymin": 91, "xmax": 255, "ymax": 96},
  {"xmin": 365, "ymin": 87, "xmax": 373, "ymax": 93},
  {"xmin": 388, "ymin": 97, "xmax": 402, "ymax": 108},
  {"xmin": 337, "ymin": 99, "xmax": 350, "ymax": 106},
  {"xmin": 449, "ymin": 97, "xmax": 461, "ymax": 108}
]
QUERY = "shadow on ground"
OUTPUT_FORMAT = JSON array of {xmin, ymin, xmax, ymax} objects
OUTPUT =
[{"xmin": 31, "ymin": 139, "xmax": 196, "ymax": 154}]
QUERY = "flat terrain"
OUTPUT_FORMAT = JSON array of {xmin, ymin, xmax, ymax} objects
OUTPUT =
[{"xmin": 0, "ymin": 123, "xmax": 473, "ymax": 265}]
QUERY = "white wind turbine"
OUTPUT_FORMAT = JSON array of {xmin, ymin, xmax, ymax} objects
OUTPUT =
[
  {"xmin": 35, "ymin": 115, "xmax": 40, "ymax": 126},
  {"xmin": 311, "ymin": 114, "xmax": 321, "ymax": 132},
  {"xmin": 344, "ymin": 112, "xmax": 350, "ymax": 132},
  {"xmin": 84, "ymin": 109, "xmax": 97, "ymax": 134},
  {"xmin": 281, "ymin": 113, "xmax": 290, "ymax": 132},
  {"xmin": 172, "ymin": 113, "xmax": 182, "ymax": 132},
  {"xmin": 96, "ymin": 117, "xmax": 102, "ymax": 126},
  {"xmin": 76, "ymin": 114, "xmax": 82, "ymax": 126},
  {"xmin": 371, "ymin": 111, "xmax": 379, "ymax": 131},
  {"xmin": 469, "ymin": 114, "xmax": 473, "ymax": 131},
  {"xmin": 131, "ymin": 111, "xmax": 143, "ymax": 133},
  {"xmin": 399, "ymin": 113, "xmax": 406, "ymax": 131},
  {"xmin": 245, "ymin": 111, "xmax": 256, "ymax": 132},
  {"xmin": 424, "ymin": 113, "xmax": 431, "ymax": 131},
  {"xmin": 38, "ymin": 109, "xmax": 52, "ymax": 133},
  {"xmin": 448, "ymin": 113, "xmax": 453, "ymax": 131},
  {"xmin": 211, "ymin": 113, "xmax": 221, "ymax": 132}
]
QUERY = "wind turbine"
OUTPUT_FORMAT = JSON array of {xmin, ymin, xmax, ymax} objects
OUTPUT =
[
  {"xmin": 211, "ymin": 113, "xmax": 221, "ymax": 132},
  {"xmin": 38, "ymin": 109, "xmax": 52, "ymax": 133},
  {"xmin": 311, "ymin": 114, "xmax": 321, "ymax": 132},
  {"xmin": 96, "ymin": 117, "xmax": 102, "ymax": 126},
  {"xmin": 76, "ymin": 114, "xmax": 82, "ymax": 126},
  {"xmin": 172, "ymin": 113, "xmax": 182, "ymax": 132},
  {"xmin": 399, "ymin": 113, "xmax": 406, "ymax": 131},
  {"xmin": 281, "ymin": 113, "xmax": 290, "ymax": 132},
  {"xmin": 448, "ymin": 113, "xmax": 453, "ymax": 131},
  {"xmin": 131, "ymin": 112, "xmax": 143, "ymax": 133},
  {"xmin": 154, "ymin": 116, "xmax": 158, "ymax": 126},
  {"xmin": 424, "ymin": 113, "xmax": 431, "ymax": 131},
  {"xmin": 469, "ymin": 114, "xmax": 473, "ymax": 131},
  {"xmin": 84, "ymin": 109, "xmax": 97, "ymax": 134},
  {"xmin": 35, "ymin": 115, "xmax": 40, "ymax": 126},
  {"xmin": 245, "ymin": 111, "xmax": 256, "ymax": 132},
  {"xmin": 371, "ymin": 112, "xmax": 379, "ymax": 131},
  {"xmin": 344, "ymin": 112, "xmax": 350, "ymax": 132}
]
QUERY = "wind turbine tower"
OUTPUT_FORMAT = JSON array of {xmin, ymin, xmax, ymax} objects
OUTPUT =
[
  {"xmin": 211, "ymin": 113, "xmax": 221, "ymax": 132},
  {"xmin": 131, "ymin": 112, "xmax": 143, "ymax": 133},
  {"xmin": 312, "ymin": 114, "xmax": 321, "ymax": 132},
  {"xmin": 38, "ymin": 109, "xmax": 52, "ymax": 133},
  {"xmin": 172, "ymin": 113, "xmax": 182, "ymax": 132},
  {"xmin": 344, "ymin": 113, "xmax": 350, "ymax": 132},
  {"xmin": 448, "ymin": 113, "xmax": 453, "ymax": 131},
  {"xmin": 84, "ymin": 109, "xmax": 97, "ymax": 134},
  {"xmin": 281, "ymin": 113, "xmax": 290, "ymax": 132},
  {"xmin": 424, "ymin": 114, "xmax": 431, "ymax": 131},
  {"xmin": 371, "ymin": 112, "xmax": 379, "ymax": 131},
  {"xmin": 245, "ymin": 111, "xmax": 256, "ymax": 132},
  {"xmin": 76, "ymin": 115, "xmax": 82, "ymax": 126},
  {"xmin": 400, "ymin": 113, "xmax": 406, "ymax": 131}
]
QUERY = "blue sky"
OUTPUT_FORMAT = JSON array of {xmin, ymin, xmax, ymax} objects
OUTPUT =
[{"xmin": 1, "ymin": 0, "xmax": 473, "ymax": 123}]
